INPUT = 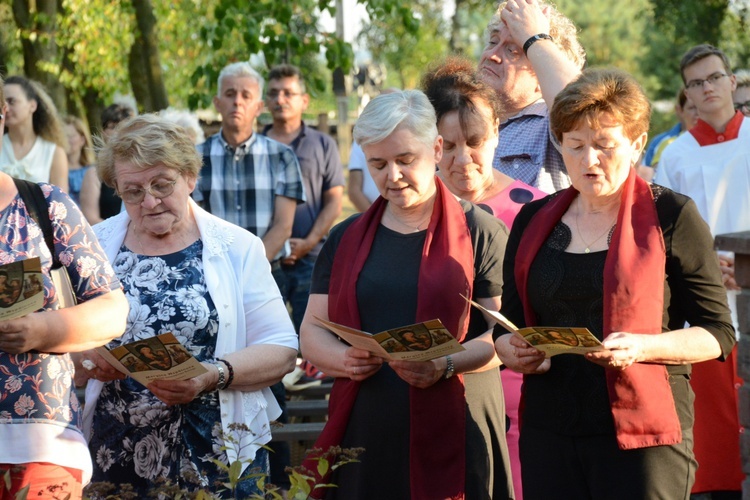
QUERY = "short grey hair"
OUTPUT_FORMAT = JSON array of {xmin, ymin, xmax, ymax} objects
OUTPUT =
[
  {"xmin": 353, "ymin": 90, "xmax": 438, "ymax": 148},
  {"xmin": 217, "ymin": 62, "xmax": 264, "ymax": 97}
]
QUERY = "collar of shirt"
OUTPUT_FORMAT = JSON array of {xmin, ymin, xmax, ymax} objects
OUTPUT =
[
  {"xmin": 217, "ymin": 129, "xmax": 257, "ymax": 154},
  {"xmin": 261, "ymin": 120, "xmax": 308, "ymax": 146},
  {"xmin": 689, "ymin": 110, "xmax": 744, "ymax": 146},
  {"xmin": 501, "ymin": 99, "xmax": 548, "ymax": 125}
]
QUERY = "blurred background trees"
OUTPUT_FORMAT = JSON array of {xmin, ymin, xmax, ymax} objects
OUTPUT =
[{"xmin": 0, "ymin": 0, "xmax": 747, "ymax": 135}]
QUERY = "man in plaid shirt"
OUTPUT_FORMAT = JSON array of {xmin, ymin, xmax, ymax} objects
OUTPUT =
[{"xmin": 196, "ymin": 62, "xmax": 305, "ymax": 264}]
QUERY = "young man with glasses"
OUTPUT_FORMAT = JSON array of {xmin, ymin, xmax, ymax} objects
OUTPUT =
[
  {"xmin": 655, "ymin": 44, "xmax": 747, "ymax": 500},
  {"xmin": 195, "ymin": 62, "xmax": 306, "ymax": 264}
]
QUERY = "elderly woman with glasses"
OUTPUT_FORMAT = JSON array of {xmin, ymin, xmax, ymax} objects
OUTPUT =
[{"xmin": 78, "ymin": 114, "xmax": 298, "ymax": 497}]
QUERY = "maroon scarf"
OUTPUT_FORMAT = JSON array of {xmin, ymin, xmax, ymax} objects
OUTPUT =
[
  {"xmin": 514, "ymin": 168, "xmax": 682, "ymax": 449},
  {"xmin": 303, "ymin": 177, "xmax": 473, "ymax": 499}
]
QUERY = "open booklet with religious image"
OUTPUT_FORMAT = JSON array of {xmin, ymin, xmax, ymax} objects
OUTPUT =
[
  {"xmin": 0, "ymin": 257, "xmax": 45, "ymax": 320},
  {"xmin": 315, "ymin": 316, "xmax": 466, "ymax": 362},
  {"xmin": 95, "ymin": 332, "xmax": 207, "ymax": 386},
  {"xmin": 462, "ymin": 295, "xmax": 606, "ymax": 357}
]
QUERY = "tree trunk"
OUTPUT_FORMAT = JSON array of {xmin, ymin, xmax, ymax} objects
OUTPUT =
[
  {"xmin": 130, "ymin": 0, "xmax": 169, "ymax": 111},
  {"xmin": 11, "ymin": 0, "xmax": 66, "ymax": 109},
  {"xmin": 0, "ymin": 36, "xmax": 9, "ymax": 78},
  {"xmin": 449, "ymin": 0, "xmax": 465, "ymax": 54},
  {"xmin": 128, "ymin": 38, "xmax": 153, "ymax": 113},
  {"xmin": 82, "ymin": 88, "xmax": 104, "ymax": 137}
]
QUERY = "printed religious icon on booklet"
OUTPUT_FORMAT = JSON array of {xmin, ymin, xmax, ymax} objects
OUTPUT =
[
  {"xmin": 0, "ymin": 257, "xmax": 44, "ymax": 318},
  {"xmin": 315, "ymin": 316, "xmax": 466, "ymax": 362},
  {"xmin": 95, "ymin": 332, "xmax": 207, "ymax": 386},
  {"xmin": 462, "ymin": 294, "xmax": 605, "ymax": 357}
]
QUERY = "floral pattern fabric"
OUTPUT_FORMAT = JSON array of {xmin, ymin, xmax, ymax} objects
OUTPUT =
[
  {"xmin": 88, "ymin": 241, "xmax": 265, "ymax": 497},
  {"xmin": 0, "ymin": 184, "xmax": 119, "ymax": 432}
]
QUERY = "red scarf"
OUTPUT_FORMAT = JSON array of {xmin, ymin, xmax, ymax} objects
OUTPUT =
[
  {"xmin": 514, "ymin": 168, "xmax": 682, "ymax": 449},
  {"xmin": 303, "ymin": 177, "xmax": 473, "ymax": 499}
]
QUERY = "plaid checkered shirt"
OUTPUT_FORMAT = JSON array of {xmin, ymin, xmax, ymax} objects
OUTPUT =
[{"xmin": 196, "ymin": 131, "xmax": 306, "ymax": 256}]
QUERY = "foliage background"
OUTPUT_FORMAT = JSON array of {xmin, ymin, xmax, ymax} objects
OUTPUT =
[{"xmin": 0, "ymin": 0, "xmax": 747, "ymax": 137}]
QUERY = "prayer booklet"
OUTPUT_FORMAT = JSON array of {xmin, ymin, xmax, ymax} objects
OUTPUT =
[
  {"xmin": 463, "ymin": 295, "xmax": 605, "ymax": 357},
  {"xmin": 0, "ymin": 257, "xmax": 44, "ymax": 320},
  {"xmin": 95, "ymin": 332, "xmax": 207, "ymax": 386},
  {"xmin": 315, "ymin": 316, "xmax": 466, "ymax": 362}
]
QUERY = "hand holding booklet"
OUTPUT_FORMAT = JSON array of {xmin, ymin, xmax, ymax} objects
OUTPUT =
[
  {"xmin": 0, "ymin": 257, "xmax": 45, "ymax": 320},
  {"xmin": 95, "ymin": 332, "xmax": 207, "ymax": 386},
  {"xmin": 463, "ymin": 295, "xmax": 605, "ymax": 357},
  {"xmin": 315, "ymin": 316, "xmax": 466, "ymax": 362}
]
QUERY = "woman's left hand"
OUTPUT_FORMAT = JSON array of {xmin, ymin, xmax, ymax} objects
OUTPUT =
[
  {"xmin": 389, "ymin": 359, "xmax": 445, "ymax": 389},
  {"xmin": 585, "ymin": 332, "xmax": 643, "ymax": 370},
  {"xmin": 147, "ymin": 366, "xmax": 215, "ymax": 405}
]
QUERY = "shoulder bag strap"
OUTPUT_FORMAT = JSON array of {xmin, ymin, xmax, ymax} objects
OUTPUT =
[{"xmin": 12, "ymin": 177, "xmax": 60, "ymax": 269}]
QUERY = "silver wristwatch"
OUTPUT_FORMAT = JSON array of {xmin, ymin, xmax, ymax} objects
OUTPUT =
[{"xmin": 443, "ymin": 355, "xmax": 455, "ymax": 379}]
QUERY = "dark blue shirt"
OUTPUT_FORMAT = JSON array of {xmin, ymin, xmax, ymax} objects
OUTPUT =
[{"xmin": 263, "ymin": 122, "xmax": 344, "ymax": 258}]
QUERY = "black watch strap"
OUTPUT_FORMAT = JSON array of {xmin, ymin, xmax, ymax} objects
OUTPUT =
[{"xmin": 523, "ymin": 33, "xmax": 554, "ymax": 56}]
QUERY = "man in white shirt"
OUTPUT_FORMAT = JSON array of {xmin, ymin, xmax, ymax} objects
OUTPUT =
[{"xmin": 655, "ymin": 43, "xmax": 748, "ymax": 498}]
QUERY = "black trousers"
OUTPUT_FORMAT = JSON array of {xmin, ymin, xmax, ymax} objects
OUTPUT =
[{"xmin": 520, "ymin": 424, "xmax": 696, "ymax": 500}]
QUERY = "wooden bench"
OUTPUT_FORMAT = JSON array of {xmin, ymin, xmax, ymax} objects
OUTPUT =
[
  {"xmin": 287, "ymin": 398, "xmax": 329, "ymax": 417},
  {"xmin": 274, "ymin": 382, "xmax": 332, "ymax": 461},
  {"xmin": 272, "ymin": 421, "xmax": 327, "ymax": 442}
]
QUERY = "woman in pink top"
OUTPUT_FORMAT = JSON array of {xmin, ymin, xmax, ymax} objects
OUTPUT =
[{"xmin": 422, "ymin": 56, "xmax": 546, "ymax": 499}]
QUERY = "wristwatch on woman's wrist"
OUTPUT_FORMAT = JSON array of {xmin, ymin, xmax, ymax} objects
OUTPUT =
[
  {"xmin": 213, "ymin": 360, "xmax": 227, "ymax": 390},
  {"xmin": 443, "ymin": 355, "xmax": 455, "ymax": 379}
]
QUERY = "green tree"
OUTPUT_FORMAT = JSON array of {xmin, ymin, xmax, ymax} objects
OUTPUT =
[
  {"xmin": 449, "ymin": 0, "xmax": 496, "ymax": 59},
  {"xmin": 188, "ymin": 0, "xmax": 371, "ymax": 109},
  {"xmin": 721, "ymin": 3, "xmax": 750, "ymax": 70},
  {"xmin": 57, "ymin": 0, "xmax": 133, "ymax": 130},
  {"xmin": 359, "ymin": 0, "xmax": 447, "ymax": 89},
  {"xmin": 10, "ymin": 0, "xmax": 65, "ymax": 106},
  {"xmin": 129, "ymin": 0, "xmax": 169, "ymax": 112}
]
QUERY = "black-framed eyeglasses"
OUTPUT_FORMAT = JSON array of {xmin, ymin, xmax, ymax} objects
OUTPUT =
[
  {"xmin": 735, "ymin": 101, "xmax": 750, "ymax": 115},
  {"xmin": 266, "ymin": 89, "xmax": 302, "ymax": 100},
  {"xmin": 685, "ymin": 72, "xmax": 729, "ymax": 90},
  {"xmin": 117, "ymin": 179, "xmax": 178, "ymax": 204}
]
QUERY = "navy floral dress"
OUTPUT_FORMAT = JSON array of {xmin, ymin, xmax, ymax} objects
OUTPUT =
[{"xmin": 88, "ymin": 240, "xmax": 266, "ymax": 497}]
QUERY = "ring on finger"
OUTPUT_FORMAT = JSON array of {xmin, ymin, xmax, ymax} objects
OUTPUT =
[{"xmin": 82, "ymin": 359, "xmax": 97, "ymax": 371}]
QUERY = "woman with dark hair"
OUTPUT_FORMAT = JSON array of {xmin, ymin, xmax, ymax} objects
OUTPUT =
[
  {"xmin": 422, "ymin": 56, "xmax": 546, "ymax": 499},
  {"xmin": 0, "ymin": 76, "xmax": 68, "ymax": 191},
  {"xmin": 494, "ymin": 68, "xmax": 735, "ymax": 499}
]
